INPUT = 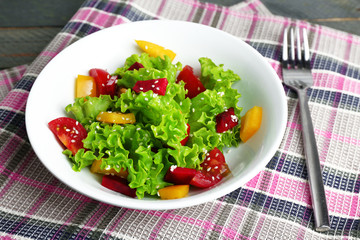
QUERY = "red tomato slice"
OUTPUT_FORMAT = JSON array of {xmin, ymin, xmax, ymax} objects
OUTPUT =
[
  {"xmin": 190, "ymin": 147, "xmax": 230, "ymax": 188},
  {"xmin": 177, "ymin": 65, "xmax": 206, "ymax": 99},
  {"xmin": 101, "ymin": 175, "xmax": 136, "ymax": 198},
  {"xmin": 48, "ymin": 117, "xmax": 87, "ymax": 155},
  {"xmin": 89, "ymin": 68, "xmax": 117, "ymax": 97},
  {"xmin": 164, "ymin": 165, "xmax": 197, "ymax": 185}
]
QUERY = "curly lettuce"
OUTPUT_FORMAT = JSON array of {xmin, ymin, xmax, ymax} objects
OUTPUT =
[
  {"xmin": 64, "ymin": 54, "xmax": 242, "ymax": 199},
  {"xmin": 65, "ymin": 95, "xmax": 116, "ymax": 127},
  {"xmin": 114, "ymin": 53, "xmax": 182, "ymax": 88}
]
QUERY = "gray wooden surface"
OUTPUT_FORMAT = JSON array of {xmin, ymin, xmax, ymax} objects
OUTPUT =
[{"xmin": 0, "ymin": 0, "xmax": 359, "ymax": 69}]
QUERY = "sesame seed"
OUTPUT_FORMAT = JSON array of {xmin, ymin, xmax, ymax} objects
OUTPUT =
[
  {"xmin": 170, "ymin": 165, "xmax": 177, "ymax": 172},
  {"xmin": 154, "ymin": 80, "xmax": 159, "ymax": 84},
  {"xmin": 66, "ymin": 128, "xmax": 70, "ymax": 132},
  {"xmin": 214, "ymin": 166, "xmax": 218, "ymax": 169},
  {"xmin": 139, "ymin": 87, "xmax": 143, "ymax": 90},
  {"xmin": 156, "ymin": 87, "xmax": 160, "ymax": 90},
  {"xmin": 207, "ymin": 167, "xmax": 211, "ymax": 172},
  {"xmin": 71, "ymin": 139, "xmax": 76, "ymax": 143},
  {"xmin": 192, "ymin": 108, "xmax": 195, "ymax": 112},
  {"xmin": 231, "ymin": 115, "xmax": 238, "ymax": 122},
  {"xmin": 152, "ymin": 85, "xmax": 155, "ymax": 88}
]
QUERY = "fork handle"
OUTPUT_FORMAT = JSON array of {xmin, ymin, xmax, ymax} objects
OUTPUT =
[{"xmin": 297, "ymin": 88, "xmax": 330, "ymax": 232}]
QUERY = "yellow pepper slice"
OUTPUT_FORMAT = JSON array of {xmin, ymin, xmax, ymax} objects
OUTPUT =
[
  {"xmin": 75, "ymin": 75, "xmax": 97, "ymax": 98},
  {"xmin": 240, "ymin": 106, "xmax": 263, "ymax": 142},
  {"xmin": 90, "ymin": 159, "xmax": 128, "ymax": 178},
  {"xmin": 135, "ymin": 40, "xmax": 176, "ymax": 61},
  {"xmin": 158, "ymin": 185, "xmax": 189, "ymax": 200},
  {"xmin": 96, "ymin": 111, "xmax": 136, "ymax": 124}
]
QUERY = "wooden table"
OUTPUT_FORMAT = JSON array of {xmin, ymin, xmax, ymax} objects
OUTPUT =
[{"xmin": 1, "ymin": 0, "xmax": 359, "ymax": 69}]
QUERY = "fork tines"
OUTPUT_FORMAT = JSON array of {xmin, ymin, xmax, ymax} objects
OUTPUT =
[{"xmin": 282, "ymin": 27, "xmax": 310, "ymax": 69}]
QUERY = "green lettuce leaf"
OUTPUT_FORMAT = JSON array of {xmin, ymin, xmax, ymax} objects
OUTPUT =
[
  {"xmin": 63, "ymin": 148, "xmax": 102, "ymax": 172},
  {"xmin": 185, "ymin": 58, "xmax": 242, "ymax": 153},
  {"xmin": 199, "ymin": 57, "xmax": 240, "ymax": 90},
  {"xmin": 65, "ymin": 95, "xmax": 116, "ymax": 127}
]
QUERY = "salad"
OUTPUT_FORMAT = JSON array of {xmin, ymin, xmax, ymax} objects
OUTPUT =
[{"xmin": 48, "ymin": 40, "xmax": 262, "ymax": 200}]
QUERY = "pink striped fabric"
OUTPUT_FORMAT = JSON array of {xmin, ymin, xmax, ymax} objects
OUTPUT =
[{"xmin": 1, "ymin": 0, "xmax": 360, "ymax": 239}]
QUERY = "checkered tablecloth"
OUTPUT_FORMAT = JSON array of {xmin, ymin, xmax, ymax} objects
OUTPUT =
[{"xmin": 0, "ymin": 0, "xmax": 359, "ymax": 239}]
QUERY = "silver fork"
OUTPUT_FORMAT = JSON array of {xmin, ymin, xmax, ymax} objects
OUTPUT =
[{"xmin": 282, "ymin": 27, "xmax": 330, "ymax": 232}]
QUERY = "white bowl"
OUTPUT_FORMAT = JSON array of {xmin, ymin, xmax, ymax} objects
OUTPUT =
[{"xmin": 26, "ymin": 20, "xmax": 287, "ymax": 210}]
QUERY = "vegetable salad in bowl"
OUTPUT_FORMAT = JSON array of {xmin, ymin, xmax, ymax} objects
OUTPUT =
[{"xmin": 48, "ymin": 40, "xmax": 262, "ymax": 200}]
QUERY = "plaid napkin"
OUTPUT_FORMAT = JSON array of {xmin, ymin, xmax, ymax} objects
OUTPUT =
[{"xmin": 1, "ymin": 0, "xmax": 360, "ymax": 239}]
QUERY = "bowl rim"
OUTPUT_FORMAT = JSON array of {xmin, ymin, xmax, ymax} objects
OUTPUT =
[{"xmin": 25, "ymin": 20, "xmax": 287, "ymax": 210}]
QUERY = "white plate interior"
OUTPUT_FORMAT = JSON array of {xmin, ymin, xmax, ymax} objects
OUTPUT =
[{"xmin": 26, "ymin": 20, "xmax": 287, "ymax": 210}]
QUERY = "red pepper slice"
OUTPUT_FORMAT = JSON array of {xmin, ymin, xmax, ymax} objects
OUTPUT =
[
  {"xmin": 133, "ymin": 78, "xmax": 168, "ymax": 96},
  {"xmin": 164, "ymin": 166, "xmax": 197, "ymax": 185},
  {"xmin": 216, "ymin": 107, "xmax": 239, "ymax": 133},
  {"xmin": 177, "ymin": 65, "xmax": 206, "ymax": 99},
  {"xmin": 101, "ymin": 175, "xmax": 136, "ymax": 198},
  {"xmin": 89, "ymin": 68, "xmax": 117, "ymax": 97}
]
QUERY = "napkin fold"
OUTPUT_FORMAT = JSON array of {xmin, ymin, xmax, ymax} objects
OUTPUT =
[{"xmin": 1, "ymin": 0, "xmax": 360, "ymax": 239}]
